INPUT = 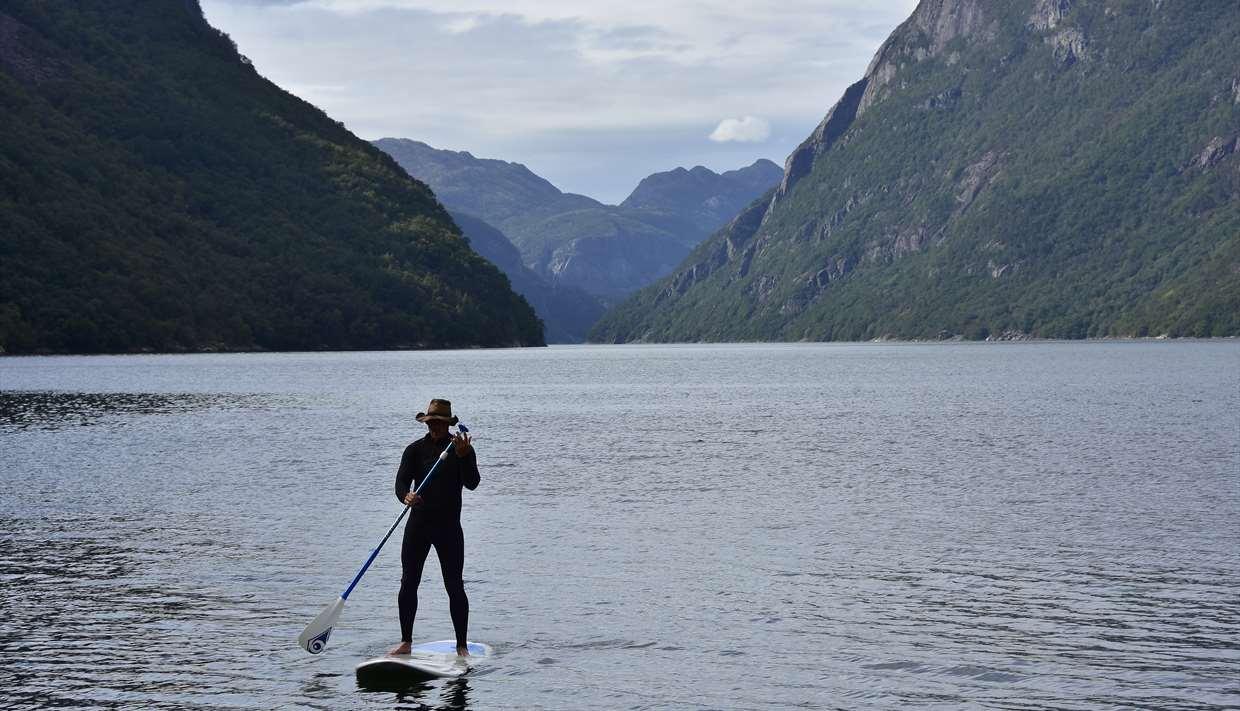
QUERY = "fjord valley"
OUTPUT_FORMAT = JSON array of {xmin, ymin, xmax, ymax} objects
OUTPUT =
[
  {"xmin": 375, "ymin": 139, "xmax": 782, "ymax": 340},
  {"xmin": 592, "ymin": 0, "xmax": 1240, "ymax": 343},
  {"xmin": 3, "ymin": 0, "xmax": 1236, "ymax": 356},
  {"xmin": 0, "ymin": 1, "xmax": 542, "ymax": 355},
  {"xmin": 2, "ymin": 2, "xmax": 1238, "ymax": 709}
]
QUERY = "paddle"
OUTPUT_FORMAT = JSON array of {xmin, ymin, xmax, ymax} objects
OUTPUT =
[{"xmin": 298, "ymin": 424, "xmax": 469, "ymax": 655}]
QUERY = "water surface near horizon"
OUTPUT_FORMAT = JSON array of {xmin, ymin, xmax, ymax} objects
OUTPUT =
[{"xmin": 1, "ymin": 342, "xmax": 1237, "ymax": 710}]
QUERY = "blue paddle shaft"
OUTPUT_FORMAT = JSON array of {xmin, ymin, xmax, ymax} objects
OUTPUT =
[{"xmin": 340, "ymin": 426, "xmax": 466, "ymax": 600}]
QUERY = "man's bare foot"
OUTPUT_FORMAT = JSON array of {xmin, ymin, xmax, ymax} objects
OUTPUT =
[
  {"xmin": 456, "ymin": 644, "xmax": 470, "ymax": 657},
  {"xmin": 388, "ymin": 642, "xmax": 411, "ymax": 656}
]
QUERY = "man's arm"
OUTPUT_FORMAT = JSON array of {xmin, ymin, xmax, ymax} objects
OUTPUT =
[
  {"xmin": 459, "ymin": 448, "xmax": 480, "ymax": 490},
  {"xmin": 450, "ymin": 432, "xmax": 480, "ymax": 490},
  {"xmin": 453, "ymin": 435, "xmax": 480, "ymax": 490},
  {"xmin": 395, "ymin": 445, "xmax": 416, "ymax": 503}
]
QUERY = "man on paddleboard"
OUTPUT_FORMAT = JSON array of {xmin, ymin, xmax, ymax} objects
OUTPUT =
[{"xmin": 389, "ymin": 399, "xmax": 479, "ymax": 657}]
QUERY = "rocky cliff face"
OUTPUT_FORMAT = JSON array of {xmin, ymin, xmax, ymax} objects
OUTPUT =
[
  {"xmin": 592, "ymin": 0, "xmax": 1240, "ymax": 343},
  {"xmin": 776, "ymin": 0, "xmax": 997, "ymax": 207},
  {"xmin": 860, "ymin": 0, "xmax": 995, "ymax": 114}
]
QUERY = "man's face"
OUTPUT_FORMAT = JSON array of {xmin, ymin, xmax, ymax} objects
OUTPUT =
[{"xmin": 427, "ymin": 420, "xmax": 450, "ymax": 438}]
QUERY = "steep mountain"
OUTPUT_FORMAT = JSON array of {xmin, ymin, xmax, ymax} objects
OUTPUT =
[
  {"xmin": 620, "ymin": 160, "xmax": 782, "ymax": 234},
  {"xmin": 374, "ymin": 139, "xmax": 782, "ymax": 300},
  {"xmin": 592, "ymin": 0, "xmax": 1240, "ymax": 342},
  {"xmin": 447, "ymin": 211, "xmax": 604, "ymax": 343},
  {"xmin": 496, "ymin": 206, "xmax": 697, "ymax": 299},
  {"xmin": 373, "ymin": 139, "xmax": 602, "ymax": 226},
  {"xmin": 0, "ymin": 1, "xmax": 542, "ymax": 354}
]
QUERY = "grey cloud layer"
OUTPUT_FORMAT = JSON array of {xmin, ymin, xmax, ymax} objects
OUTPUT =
[{"xmin": 201, "ymin": 0, "xmax": 914, "ymax": 202}]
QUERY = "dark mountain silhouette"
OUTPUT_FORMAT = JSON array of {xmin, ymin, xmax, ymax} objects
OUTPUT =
[{"xmin": 0, "ymin": 1, "xmax": 542, "ymax": 354}]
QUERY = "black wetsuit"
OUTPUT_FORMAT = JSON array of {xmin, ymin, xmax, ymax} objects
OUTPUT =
[{"xmin": 394, "ymin": 434, "xmax": 480, "ymax": 647}]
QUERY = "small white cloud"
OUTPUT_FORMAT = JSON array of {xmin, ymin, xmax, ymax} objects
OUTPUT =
[
  {"xmin": 709, "ymin": 116, "xmax": 771, "ymax": 143},
  {"xmin": 440, "ymin": 15, "xmax": 480, "ymax": 34}
]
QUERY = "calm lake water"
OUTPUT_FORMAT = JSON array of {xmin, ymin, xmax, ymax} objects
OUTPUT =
[{"xmin": 1, "ymin": 342, "xmax": 1237, "ymax": 710}]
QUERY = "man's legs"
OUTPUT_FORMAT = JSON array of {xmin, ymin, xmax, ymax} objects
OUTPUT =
[
  {"xmin": 392, "ymin": 524, "xmax": 432, "ymax": 654},
  {"xmin": 434, "ymin": 525, "xmax": 469, "ymax": 654}
]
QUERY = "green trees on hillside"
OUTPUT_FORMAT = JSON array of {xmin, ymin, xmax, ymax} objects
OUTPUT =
[
  {"xmin": 591, "ymin": 0, "xmax": 1240, "ymax": 342},
  {"xmin": 0, "ymin": 0, "xmax": 542, "ymax": 353}
]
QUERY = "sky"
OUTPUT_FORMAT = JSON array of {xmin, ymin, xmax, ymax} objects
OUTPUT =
[{"xmin": 201, "ymin": 0, "xmax": 918, "ymax": 204}]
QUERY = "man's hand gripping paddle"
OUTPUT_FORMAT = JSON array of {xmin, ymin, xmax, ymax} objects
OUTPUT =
[{"xmin": 297, "ymin": 424, "xmax": 469, "ymax": 654}]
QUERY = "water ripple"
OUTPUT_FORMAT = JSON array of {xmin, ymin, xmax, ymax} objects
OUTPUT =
[{"xmin": 0, "ymin": 343, "xmax": 1237, "ymax": 710}]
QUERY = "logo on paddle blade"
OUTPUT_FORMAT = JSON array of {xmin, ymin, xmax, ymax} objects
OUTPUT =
[{"xmin": 307, "ymin": 627, "xmax": 332, "ymax": 654}]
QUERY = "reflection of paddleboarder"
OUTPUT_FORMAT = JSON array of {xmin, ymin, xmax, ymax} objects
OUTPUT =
[{"xmin": 388, "ymin": 399, "xmax": 479, "ymax": 657}]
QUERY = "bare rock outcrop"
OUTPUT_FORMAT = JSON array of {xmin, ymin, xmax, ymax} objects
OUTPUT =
[
  {"xmin": 1028, "ymin": 0, "xmax": 1088, "ymax": 64},
  {"xmin": 773, "ymin": 0, "xmax": 1012, "ymax": 211},
  {"xmin": 859, "ymin": 0, "xmax": 994, "ymax": 115},
  {"xmin": 1048, "ymin": 27, "xmax": 1088, "ymax": 64},
  {"xmin": 1194, "ymin": 136, "xmax": 1238, "ymax": 170},
  {"xmin": 774, "ymin": 79, "xmax": 868, "ymax": 203},
  {"xmin": 956, "ymin": 151, "xmax": 1004, "ymax": 212},
  {"xmin": 1030, "ymin": 0, "xmax": 1073, "ymax": 30},
  {"xmin": 666, "ymin": 197, "xmax": 770, "ymax": 298}
]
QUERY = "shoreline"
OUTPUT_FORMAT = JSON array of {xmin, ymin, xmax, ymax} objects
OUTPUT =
[{"xmin": 2, "ymin": 335, "xmax": 1237, "ymax": 358}]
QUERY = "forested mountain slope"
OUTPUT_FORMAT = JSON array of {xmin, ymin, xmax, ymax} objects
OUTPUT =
[
  {"xmin": 0, "ymin": 1, "xmax": 542, "ymax": 353},
  {"xmin": 620, "ymin": 160, "xmax": 782, "ymax": 235},
  {"xmin": 375, "ymin": 139, "xmax": 781, "ymax": 301},
  {"xmin": 592, "ymin": 0, "xmax": 1240, "ymax": 342},
  {"xmin": 448, "ymin": 211, "xmax": 603, "ymax": 342}
]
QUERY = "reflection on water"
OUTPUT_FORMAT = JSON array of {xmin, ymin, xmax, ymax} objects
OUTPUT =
[
  {"xmin": 367, "ymin": 678, "xmax": 471, "ymax": 711},
  {"xmin": 0, "ymin": 391, "xmax": 279, "ymax": 431},
  {"xmin": 0, "ymin": 344, "xmax": 1237, "ymax": 710}
]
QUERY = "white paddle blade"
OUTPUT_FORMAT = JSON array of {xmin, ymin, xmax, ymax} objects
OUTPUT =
[{"xmin": 299, "ymin": 597, "xmax": 345, "ymax": 654}]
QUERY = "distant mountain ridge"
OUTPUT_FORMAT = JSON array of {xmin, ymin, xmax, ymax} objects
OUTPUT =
[
  {"xmin": 374, "ymin": 139, "xmax": 782, "ymax": 301},
  {"xmin": 0, "ymin": 0, "xmax": 543, "ymax": 353},
  {"xmin": 379, "ymin": 141, "xmax": 601, "ymax": 226},
  {"xmin": 592, "ymin": 0, "xmax": 1240, "ymax": 342},
  {"xmin": 447, "ymin": 211, "xmax": 604, "ymax": 343},
  {"xmin": 621, "ymin": 161, "xmax": 782, "ymax": 234}
]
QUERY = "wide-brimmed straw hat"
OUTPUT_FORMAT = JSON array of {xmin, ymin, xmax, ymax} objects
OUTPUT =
[{"xmin": 416, "ymin": 398, "xmax": 458, "ymax": 425}]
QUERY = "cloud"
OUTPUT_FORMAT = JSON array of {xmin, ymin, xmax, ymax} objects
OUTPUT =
[
  {"xmin": 709, "ymin": 116, "xmax": 771, "ymax": 143},
  {"xmin": 200, "ymin": 0, "xmax": 917, "ymax": 200},
  {"xmin": 300, "ymin": 0, "xmax": 917, "ymax": 67}
]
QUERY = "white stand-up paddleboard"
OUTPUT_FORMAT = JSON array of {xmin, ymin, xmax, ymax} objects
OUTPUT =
[{"xmin": 356, "ymin": 641, "xmax": 492, "ymax": 686}]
